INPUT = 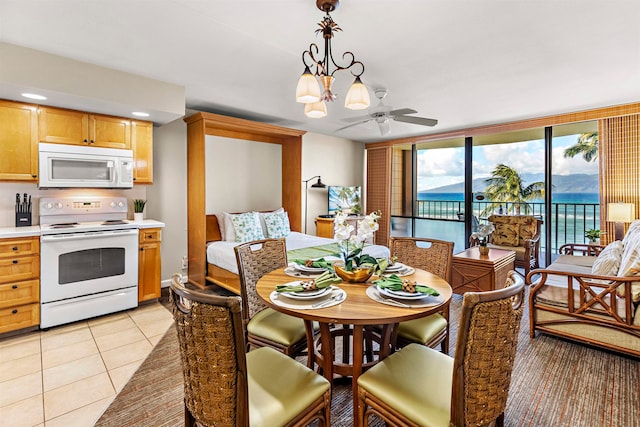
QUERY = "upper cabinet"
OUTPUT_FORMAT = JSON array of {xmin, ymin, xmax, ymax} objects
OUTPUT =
[
  {"xmin": 38, "ymin": 106, "xmax": 131, "ymax": 149},
  {"xmin": 131, "ymin": 120, "xmax": 153, "ymax": 184},
  {"xmin": 0, "ymin": 100, "xmax": 38, "ymax": 182}
]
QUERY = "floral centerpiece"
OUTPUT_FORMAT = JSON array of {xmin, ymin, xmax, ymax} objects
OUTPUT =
[
  {"xmin": 333, "ymin": 211, "xmax": 381, "ymax": 281},
  {"xmin": 471, "ymin": 223, "xmax": 495, "ymax": 255}
]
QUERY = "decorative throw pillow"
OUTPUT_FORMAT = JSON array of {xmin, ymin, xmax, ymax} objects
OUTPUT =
[
  {"xmin": 222, "ymin": 212, "xmax": 237, "ymax": 242},
  {"xmin": 257, "ymin": 208, "xmax": 284, "ymax": 237},
  {"xmin": 491, "ymin": 222, "xmax": 519, "ymax": 246},
  {"xmin": 518, "ymin": 217, "xmax": 538, "ymax": 245},
  {"xmin": 215, "ymin": 212, "xmax": 227, "ymax": 239},
  {"xmin": 592, "ymin": 240, "xmax": 623, "ymax": 276},
  {"xmin": 616, "ymin": 230, "xmax": 640, "ymax": 302},
  {"xmin": 264, "ymin": 210, "xmax": 291, "ymax": 238},
  {"xmin": 230, "ymin": 212, "xmax": 264, "ymax": 243}
]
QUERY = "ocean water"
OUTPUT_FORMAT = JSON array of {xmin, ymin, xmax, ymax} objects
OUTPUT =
[{"xmin": 418, "ymin": 192, "xmax": 599, "ymax": 204}]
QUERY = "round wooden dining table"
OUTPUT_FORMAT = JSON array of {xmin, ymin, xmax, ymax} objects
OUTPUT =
[{"xmin": 256, "ymin": 267, "xmax": 452, "ymax": 427}]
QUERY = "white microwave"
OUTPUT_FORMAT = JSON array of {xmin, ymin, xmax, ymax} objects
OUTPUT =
[{"xmin": 38, "ymin": 142, "xmax": 134, "ymax": 189}]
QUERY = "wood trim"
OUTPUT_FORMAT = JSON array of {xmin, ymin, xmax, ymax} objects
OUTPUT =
[
  {"xmin": 365, "ymin": 101, "xmax": 640, "ymax": 150},
  {"xmin": 185, "ymin": 112, "xmax": 306, "ymax": 289}
]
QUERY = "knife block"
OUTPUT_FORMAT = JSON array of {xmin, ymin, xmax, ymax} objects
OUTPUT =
[{"xmin": 15, "ymin": 212, "xmax": 32, "ymax": 227}]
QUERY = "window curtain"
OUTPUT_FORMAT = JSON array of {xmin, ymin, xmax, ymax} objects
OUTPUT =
[
  {"xmin": 366, "ymin": 147, "xmax": 392, "ymax": 247},
  {"xmin": 599, "ymin": 115, "xmax": 640, "ymax": 243}
]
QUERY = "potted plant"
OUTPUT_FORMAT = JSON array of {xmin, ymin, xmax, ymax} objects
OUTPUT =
[
  {"xmin": 133, "ymin": 199, "xmax": 146, "ymax": 222},
  {"xmin": 471, "ymin": 223, "xmax": 495, "ymax": 255},
  {"xmin": 585, "ymin": 229, "xmax": 603, "ymax": 244}
]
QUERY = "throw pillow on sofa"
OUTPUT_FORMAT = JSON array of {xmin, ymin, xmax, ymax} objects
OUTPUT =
[
  {"xmin": 492, "ymin": 222, "xmax": 519, "ymax": 246},
  {"xmin": 592, "ymin": 240, "xmax": 623, "ymax": 276}
]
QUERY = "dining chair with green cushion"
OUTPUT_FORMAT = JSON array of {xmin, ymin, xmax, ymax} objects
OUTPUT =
[
  {"xmin": 389, "ymin": 237, "xmax": 454, "ymax": 352},
  {"xmin": 357, "ymin": 271, "xmax": 525, "ymax": 427},
  {"xmin": 170, "ymin": 275, "xmax": 331, "ymax": 427},
  {"xmin": 235, "ymin": 238, "xmax": 311, "ymax": 359}
]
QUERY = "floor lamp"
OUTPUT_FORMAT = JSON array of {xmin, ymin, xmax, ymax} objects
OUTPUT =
[
  {"xmin": 607, "ymin": 202, "xmax": 635, "ymax": 241},
  {"xmin": 303, "ymin": 176, "xmax": 326, "ymax": 233}
]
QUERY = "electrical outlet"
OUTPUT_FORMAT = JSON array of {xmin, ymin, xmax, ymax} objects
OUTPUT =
[{"xmin": 181, "ymin": 256, "xmax": 188, "ymax": 269}]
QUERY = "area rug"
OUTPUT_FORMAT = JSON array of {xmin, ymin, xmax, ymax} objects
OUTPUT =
[{"xmin": 96, "ymin": 291, "xmax": 639, "ymax": 427}]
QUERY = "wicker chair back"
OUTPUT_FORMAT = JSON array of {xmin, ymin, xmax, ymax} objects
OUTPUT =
[
  {"xmin": 451, "ymin": 271, "xmax": 525, "ymax": 426},
  {"xmin": 169, "ymin": 275, "xmax": 249, "ymax": 426},
  {"xmin": 389, "ymin": 237, "xmax": 454, "ymax": 281}
]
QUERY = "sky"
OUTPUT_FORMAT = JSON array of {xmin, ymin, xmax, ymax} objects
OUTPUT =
[{"xmin": 417, "ymin": 134, "xmax": 598, "ymax": 191}]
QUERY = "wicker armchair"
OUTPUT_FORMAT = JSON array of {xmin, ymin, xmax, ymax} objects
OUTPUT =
[
  {"xmin": 234, "ymin": 238, "xmax": 310, "ymax": 358},
  {"xmin": 357, "ymin": 271, "xmax": 525, "ymax": 427},
  {"xmin": 170, "ymin": 275, "xmax": 331, "ymax": 426},
  {"xmin": 389, "ymin": 237, "xmax": 454, "ymax": 353}
]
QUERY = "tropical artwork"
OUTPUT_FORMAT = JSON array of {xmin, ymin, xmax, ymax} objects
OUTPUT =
[{"xmin": 328, "ymin": 186, "xmax": 362, "ymax": 215}]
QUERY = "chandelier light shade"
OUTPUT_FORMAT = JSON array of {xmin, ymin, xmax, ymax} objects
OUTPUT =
[
  {"xmin": 304, "ymin": 101, "xmax": 328, "ymax": 118},
  {"xmin": 296, "ymin": 0, "xmax": 370, "ymax": 118}
]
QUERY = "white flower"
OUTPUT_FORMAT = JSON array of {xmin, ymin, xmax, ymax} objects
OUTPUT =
[
  {"xmin": 334, "ymin": 211, "xmax": 381, "ymax": 266},
  {"xmin": 471, "ymin": 223, "xmax": 495, "ymax": 240}
]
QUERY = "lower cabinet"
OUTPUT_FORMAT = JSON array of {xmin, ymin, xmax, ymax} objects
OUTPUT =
[
  {"xmin": 138, "ymin": 228, "xmax": 162, "ymax": 302},
  {"xmin": 0, "ymin": 237, "xmax": 40, "ymax": 334}
]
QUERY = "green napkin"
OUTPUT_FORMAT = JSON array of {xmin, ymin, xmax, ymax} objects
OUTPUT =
[
  {"xmin": 276, "ymin": 270, "xmax": 342, "ymax": 292},
  {"xmin": 373, "ymin": 274, "xmax": 440, "ymax": 296},
  {"xmin": 291, "ymin": 257, "xmax": 334, "ymax": 269}
]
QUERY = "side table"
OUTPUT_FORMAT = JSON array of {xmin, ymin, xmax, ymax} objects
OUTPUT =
[{"xmin": 451, "ymin": 246, "xmax": 516, "ymax": 294}]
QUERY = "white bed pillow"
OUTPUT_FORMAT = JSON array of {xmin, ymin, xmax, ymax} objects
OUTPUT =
[
  {"xmin": 591, "ymin": 240, "xmax": 623, "ymax": 276},
  {"xmin": 215, "ymin": 213, "xmax": 227, "ymax": 239},
  {"xmin": 264, "ymin": 210, "xmax": 291, "ymax": 238},
  {"xmin": 230, "ymin": 211, "xmax": 265, "ymax": 243},
  {"xmin": 221, "ymin": 212, "xmax": 236, "ymax": 242}
]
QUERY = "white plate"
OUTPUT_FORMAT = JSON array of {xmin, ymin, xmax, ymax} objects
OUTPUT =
[
  {"xmin": 294, "ymin": 263, "xmax": 327, "ymax": 273},
  {"xmin": 377, "ymin": 284, "xmax": 432, "ymax": 300},
  {"xmin": 280, "ymin": 285, "xmax": 333, "ymax": 300},
  {"xmin": 384, "ymin": 262, "xmax": 406, "ymax": 272}
]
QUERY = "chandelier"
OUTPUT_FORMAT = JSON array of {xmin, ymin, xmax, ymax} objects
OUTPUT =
[{"xmin": 295, "ymin": 0, "xmax": 371, "ymax": 118}]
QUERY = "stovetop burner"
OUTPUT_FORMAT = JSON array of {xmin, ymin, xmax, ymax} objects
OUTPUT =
[
  {"xmin": 102, "ymin": 220, "xmax": 128, "ymax": 225},
  {"xmin": 49, "ymin": 222, "xmax": 79, "ymax": 229}
]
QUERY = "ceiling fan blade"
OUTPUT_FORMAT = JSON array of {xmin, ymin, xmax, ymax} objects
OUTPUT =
[
  {"xmin": 342, "ymin": 114, "xmax": 375, "ymax": 123},
  {"xmin": 393, "ymin": 115, "xmax": 438, "ymax": 127},
  {"xmin": 388, "ymin": 108, "xmax": 417, "ymax": 116},
  {"xmin": 336, "ymin": 119, "xmax": 373, "ymax": 132}
]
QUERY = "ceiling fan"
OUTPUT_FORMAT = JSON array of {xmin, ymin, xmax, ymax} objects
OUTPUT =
[{"xmin": 336, "ymin": 89, "xmax": 438, "ymax": 135}]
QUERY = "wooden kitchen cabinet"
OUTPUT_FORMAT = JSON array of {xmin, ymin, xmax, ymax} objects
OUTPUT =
[
  {"xmin": 131, "ymin": 120, "xmax": 153, "ymax": 184},
  {"xmin": 0, "ymin": 236, "xmax": 40, "ymax": 334},
  {"xmin": 0, "ymin": 100, "xmax": 38, "ymax": 182},
  {"xmin": 38, "ymin": 106, "xmax": 131, "ymax": 149},
  {"xmin": 138, "ymin": 228, "xmax": 162, "ymax": 302}
]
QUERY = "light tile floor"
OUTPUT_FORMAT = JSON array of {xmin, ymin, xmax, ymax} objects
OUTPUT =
[{"xmin": 0, "ymin": 302, "xmax": 174, "ymax": 427}]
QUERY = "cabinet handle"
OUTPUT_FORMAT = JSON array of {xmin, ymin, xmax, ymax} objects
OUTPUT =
[
  {"xmin": 147, "ymin": 235, "xmax": 153, "ymax": 239},
  {"xmin": 84, "ymin": 139, "xmax": 88, "ymax": 143},
  {"xmin": 12, "ymin": 284, "xmax": 18, "ymax": 289},
  {"xmin": 12, "ymin": 309, "xmax": 18, "ymax": 314},
  {"xmin": 12, "ymin": 246, "xmax": 18, "ymax": 251},
  {"xmin": 90, "ymin": 140, "xmax": 95, "ymax": 144},
  {"xmin": 12, "ymin": 260, "xmax": 18, "ymax": 264},
  {"xmin": 32, "ymin": 174, "xmax": 37, "ymax": 178},
  {"xmin": 140, "ymin": 247, "xmax": 144, "ymax": 251}
]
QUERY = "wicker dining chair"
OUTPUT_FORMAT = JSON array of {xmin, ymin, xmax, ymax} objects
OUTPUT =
[
  {"xmin": 357, "ymin": 271, "xmax": 525, "ymax": 427},
  {"xmin": 170, "ymin": 275, "xmax": 331, "ymax": 426},
  {"xmin": 389, "ymin": 237, "xmax": 454, "ymax": 352},
  {"xmin": 234, "ymin": 238, "xmax": 310, "ymax": 358}
]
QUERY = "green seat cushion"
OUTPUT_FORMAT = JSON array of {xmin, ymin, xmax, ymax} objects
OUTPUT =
[
  {"xmin": 247, "ymin": 308, "xmax": 307, "ymax": 346},
  {"xmin": 397, "ymin": 313, "xmax": 447, "ymax": 344},
  {"xmin": 247, "ymin": 347, "xmax": 330, "ymax": 426},
  {"xmin": 358, "ymin": 343, "xmax": 453, "ymax": 426}
]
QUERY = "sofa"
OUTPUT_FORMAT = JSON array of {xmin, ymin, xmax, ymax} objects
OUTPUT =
[
  {"xmin": 472, "ymin": 215, "xmax": 542, "ymax": 276},
  {"xmin": 527, "ymin": 220, "xmax": 640, "ymax": 358}
]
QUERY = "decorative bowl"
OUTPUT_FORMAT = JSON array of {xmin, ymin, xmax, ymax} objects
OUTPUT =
[{"xmin": 333, "ymin": 261, "xmax": 374, "ymax": 283}]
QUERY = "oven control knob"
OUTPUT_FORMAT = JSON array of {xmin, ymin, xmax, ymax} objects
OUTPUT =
[
  {"xmin": 117, "ymin": 201, "xmax": 125, "ymax": 208},
  {"xmin": 55, "ymin": 202, "xmax": 63, "ymax": 209},
  {"xmin": 43, "ymin": 202, "xmax": 52, "ymax": 210},
  {"xmin": 110, "ymin": 201, "xmax": 116, "ymax": 208}
]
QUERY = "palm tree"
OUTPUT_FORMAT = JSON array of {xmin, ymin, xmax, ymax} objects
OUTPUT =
[
  {"xmin": 483, "ymin": 164, "xmax": 544, "ymax": 215},
  {"xmin": 563, "ymin": 132, "xmax": 599, "ymax": 162}
]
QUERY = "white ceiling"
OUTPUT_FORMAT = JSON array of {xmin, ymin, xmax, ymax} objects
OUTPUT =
[{"xmin": 1, "ymin": 0, "xmax": 639, "ymax": 143}]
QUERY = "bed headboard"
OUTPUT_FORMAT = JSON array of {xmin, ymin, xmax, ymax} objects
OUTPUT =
[{"xmin": 206, "ymin": 215, "xmax": 223, "ymax": 242}]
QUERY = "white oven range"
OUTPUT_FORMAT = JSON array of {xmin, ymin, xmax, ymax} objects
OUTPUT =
[{"xmin": 40, "ymin": 196, "xmax": 139, "ymax": 328}]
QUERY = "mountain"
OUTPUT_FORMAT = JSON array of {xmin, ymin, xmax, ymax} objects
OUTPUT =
[{"xmin": 421, "ymin": 173, "xmax": 598, "ymax": 194}]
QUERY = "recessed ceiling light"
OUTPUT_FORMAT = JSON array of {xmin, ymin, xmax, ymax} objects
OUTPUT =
[
  {"xmin": 132, "ymin": 111, "xmax": 150, "ymax": 117},
  {"xmin": 21, "ymin": 93, "xmax": 47, "ymax": 100}
]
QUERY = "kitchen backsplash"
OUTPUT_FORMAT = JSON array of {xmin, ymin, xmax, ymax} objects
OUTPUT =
[{"xmin": 0, "ymin": 183, "xmax": 147, "ymax": 227}]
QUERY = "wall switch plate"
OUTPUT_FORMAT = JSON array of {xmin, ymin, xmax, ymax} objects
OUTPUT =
[{"xmin": 181, "ymin": 256, "xmax": 188, "ymax": 269}]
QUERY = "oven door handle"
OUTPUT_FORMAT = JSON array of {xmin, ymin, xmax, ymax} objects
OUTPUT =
[{"xmin": 41, "ymin": 229, "xmax": 139, "ymax": 241}]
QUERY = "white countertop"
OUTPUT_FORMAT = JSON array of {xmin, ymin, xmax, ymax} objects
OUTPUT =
[{"xmin": 0, "ymin": 219, "xmax": 165, "ymax": 238}]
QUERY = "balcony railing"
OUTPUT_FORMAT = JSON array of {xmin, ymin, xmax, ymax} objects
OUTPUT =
[{"xmin": 397, "ymin": 199, "xmax": 600, "ymax": 254}]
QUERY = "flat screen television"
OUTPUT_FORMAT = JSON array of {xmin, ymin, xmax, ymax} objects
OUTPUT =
[{"xmin": 328, "ymin": 185, "xmax": 362, "ymax": 215}]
